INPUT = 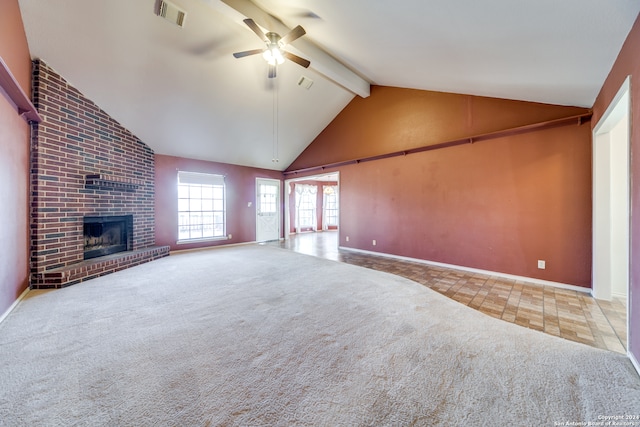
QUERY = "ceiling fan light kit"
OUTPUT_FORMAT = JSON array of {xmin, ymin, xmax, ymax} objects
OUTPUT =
[
  {"xmin": 233, "ymin": 18, "xmax": 310, "ymax": 78},
  {"xmin": 262, "ymin": 34, "xmax": 285, "ymax": 66}
]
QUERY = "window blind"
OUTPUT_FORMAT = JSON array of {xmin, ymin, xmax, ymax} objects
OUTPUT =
[{"xmin": 177, "ymin": 171, "xmax": 225, "ymax": 186}]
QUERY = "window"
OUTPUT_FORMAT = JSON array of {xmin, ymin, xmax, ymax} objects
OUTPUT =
[
  {"xmin": 295, "ymin": 184, "xmax": 317, "ymax": 232},
  {"xmin": 258, "ymin": 183, "xmax": 277, "ymax": 214},
  {"xmin": 323, "ymin": 185, "xmax": 338, "ymax": 229},
  {"xmin": 177, "ymin": 171, "xmax": 225, "ymax": 241}
]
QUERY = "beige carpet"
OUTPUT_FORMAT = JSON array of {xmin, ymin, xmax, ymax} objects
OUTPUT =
[{"xmin": 0, "ymin": 245, "xmax": 639, "ymax": 426}]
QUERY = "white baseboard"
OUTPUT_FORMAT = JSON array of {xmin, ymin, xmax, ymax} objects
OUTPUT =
[
  {"xmin": 629, "ymin": 350, "xmax": 640, "ymax": 378},
  {"xmin": 171, "ymin": 241, "xmax": 257, "ymax": 255},
  {"xmin": 339, "ymin": 246, "xmax": 591, "ymax": 294},
  {"xmin": 0, "ymin": 287, "xmax": 30, "ymax": 325}
]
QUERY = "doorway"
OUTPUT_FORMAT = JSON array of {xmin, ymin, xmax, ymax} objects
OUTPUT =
[
  {"xmin": 284, "ymin": 172, "xmax": 340, "ymax": 240},
  {"xmin": 256, "ymin": 178, "xmax": 281, "ymax": 242},
  {"xmin": 592, "ymin": 76, "xmax": 630, "ymax": 347}
]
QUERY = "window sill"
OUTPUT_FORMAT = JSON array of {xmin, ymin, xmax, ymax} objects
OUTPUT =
[{"xmin": 177, "ymin": 236, "xmax": 229, "ymax": 245}]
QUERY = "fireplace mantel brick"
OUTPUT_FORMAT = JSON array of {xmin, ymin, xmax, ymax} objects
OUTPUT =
[{"xmin": 30, "ymin": 60, "xmax": 169, "ymax": 289}]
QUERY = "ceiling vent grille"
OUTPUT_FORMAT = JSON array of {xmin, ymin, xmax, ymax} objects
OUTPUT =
[
  {"xmin": 156, "ymin": 0, "xmax": 186, "ymax": 27},
  {"xmin": 297, "ymin": 76, "xmax": 314, "ymax": 90}
]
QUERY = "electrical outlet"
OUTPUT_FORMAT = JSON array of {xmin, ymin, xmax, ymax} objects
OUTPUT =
[
  {"xmin": 372, "ymin": 239, "xmax": 377, "ymax": 246},
  {"xmin": 345, "ymin": 236, "xmax": 349, "ymax": 242},
  {"xmin": 228, "ymin": 234, "xmax": 232, "ymax": 240},
  {"xmin": 538, "ymin": 260, "xmax": 546, "ymax": 269}
]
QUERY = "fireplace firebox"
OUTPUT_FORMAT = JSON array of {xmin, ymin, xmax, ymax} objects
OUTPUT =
[{"xmin": 83, "ymin": 215, "xmax": 133, "ymax": 260}]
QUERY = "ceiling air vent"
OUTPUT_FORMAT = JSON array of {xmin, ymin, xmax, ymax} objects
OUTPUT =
[
  {"xmin": 297, "ymin": 76, "xmax": 314, "ymax": 90},
  {"xmin": 156, "ymin": 0, "xmax": 186, "ymax": 27}
]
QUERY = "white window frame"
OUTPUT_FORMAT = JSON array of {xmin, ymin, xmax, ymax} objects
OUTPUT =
[
  {"xmin": 295, "ymin": 184, "xmax": 317, "ymax": 232},
  {"xmin": 177, "ymin": 171, "xmax": 226, "ymax": 243},
  {"xmin": 322, "ymin": 185, "xmax": 339, "ymax": 229}
]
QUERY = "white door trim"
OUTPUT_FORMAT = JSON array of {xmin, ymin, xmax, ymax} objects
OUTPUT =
[
  {"xmin": 592, "ymin": 75, "xmax": 631, "ymax": 353},
  {"xmin": 255, "ymin": 178, "xmax": 281, "ymax": 242},
  {"xmin": 284, "ymin": 172, "xmax": 340, "ymax": 240}
]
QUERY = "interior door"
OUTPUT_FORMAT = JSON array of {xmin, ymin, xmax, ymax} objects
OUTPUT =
[{"xmin": 256, "ymin": 178, "xmax": 280, "ymax": 242}]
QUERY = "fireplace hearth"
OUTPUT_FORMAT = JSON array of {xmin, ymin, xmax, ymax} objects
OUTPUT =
[{"xmin": 83, "ymin": 215, "xmax": 133, "ymax": 260}]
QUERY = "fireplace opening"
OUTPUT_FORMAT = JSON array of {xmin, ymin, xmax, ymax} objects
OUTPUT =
[{"xmin": 83, "ymin": 215, "xmax": 133, "ymax": 260}]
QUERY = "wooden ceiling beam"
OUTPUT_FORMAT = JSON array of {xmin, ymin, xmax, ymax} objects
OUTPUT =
[{"xmin": 203, "ymin": 0, "xmax": 370, "ymax": 98}]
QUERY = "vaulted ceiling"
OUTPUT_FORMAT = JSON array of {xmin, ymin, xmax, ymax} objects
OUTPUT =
[{"xmin": 17, "ymin": 0, "xmax": 640, "ymax": 171}]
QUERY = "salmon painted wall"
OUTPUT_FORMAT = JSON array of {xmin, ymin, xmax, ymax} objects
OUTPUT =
[
  {"xmin": 288, "ymin": 87, "xmax": 592, "ymax": 287},
  {"xmin": 0, "ymin": 0, "xmax": 31, "ymax": 316},
  {"xmin": 155, "ymin": 154, "xmax": 283, "ymax": 251},
  {"xmin": 591, "ymin": 13, "xmax": 640, "ymax": 366}
]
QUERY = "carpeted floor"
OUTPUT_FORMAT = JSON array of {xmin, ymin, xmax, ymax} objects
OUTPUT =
[{"xmin": 1, "ymin": 245, "xmax": 639, "ymax": 426}]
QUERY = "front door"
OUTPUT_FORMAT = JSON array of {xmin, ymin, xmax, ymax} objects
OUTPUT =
[{"xmin": 256, "ymin": 178, "xmax": 280, "ymax": 242}]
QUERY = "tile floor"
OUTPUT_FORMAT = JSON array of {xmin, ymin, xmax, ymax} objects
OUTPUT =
[{"xmin": 268, "ymin": 231, "xmax": 628, "ymax": 354}]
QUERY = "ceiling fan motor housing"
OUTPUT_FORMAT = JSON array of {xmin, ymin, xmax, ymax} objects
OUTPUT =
[
  {"xmin": 233, "ymin": 19, "xmax": 310, "ymax": 78},
  {"xmin": 265, "ymin": 32, "xmax": 282, "ymax": 47}
]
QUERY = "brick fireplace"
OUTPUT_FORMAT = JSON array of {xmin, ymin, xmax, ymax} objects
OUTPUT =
[
  {"xmin": 83, "ymin": 215, "xmax": 133, "ymax": 260},
  {"xmin": 30, "ymin": 60, "xmax": 169, "ymax": 288}
]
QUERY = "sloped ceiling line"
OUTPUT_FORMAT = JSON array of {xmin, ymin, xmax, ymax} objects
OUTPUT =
[{"xmin": 17, "ymin": 0, "xmax": 640, "ymax": 172}]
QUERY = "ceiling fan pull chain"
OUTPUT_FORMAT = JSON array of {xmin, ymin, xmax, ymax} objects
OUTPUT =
[{"xmin": 272, "ymin": 77, "xmax": 279, "ymax": 163}]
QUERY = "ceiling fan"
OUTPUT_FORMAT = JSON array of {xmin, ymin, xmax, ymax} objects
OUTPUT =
[{"xmin": 233, "ymin": 18, "xmax": 310, "ymax": 78}]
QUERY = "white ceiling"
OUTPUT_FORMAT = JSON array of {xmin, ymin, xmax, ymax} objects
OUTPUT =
[{"xmin": 17, "ymin": 0, "xmax": 640, "ymax": 171}]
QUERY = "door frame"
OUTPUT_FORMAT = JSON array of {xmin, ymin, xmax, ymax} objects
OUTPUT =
[
  {"xmin": 284, "ymin": 172, "xmax": 340, "ymax": 240},
  {"xmin": 255, "ymin": 177, "xmax": 281, "ymax": 242},
  {"xmin": 592, "ymin": 75, "xmax": 631, "ymax": 349}
]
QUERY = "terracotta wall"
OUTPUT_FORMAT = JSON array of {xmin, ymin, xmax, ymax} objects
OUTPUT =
[
  {"xmin": 288, "ymin": 87, "xmax": 592, "ymax": 287},
  {"xmin": 288, "ymin": 87, "xmax": 589, "ymax": 171},
  {"xmin": 155, "ymin": 154, "xmax": 283, "ymax": 251},
  {"xmin": 591, "ymin": 13, "xmax": 640, "ymax": 365},
  {"xmin": 0, "ymin": 0, "xmax": 31, "ymax": 315}
]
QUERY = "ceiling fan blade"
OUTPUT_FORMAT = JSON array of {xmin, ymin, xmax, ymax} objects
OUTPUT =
[
  {"xmin": 282, "ymin": 51, "xmax": 310, "ymax": 68},
  {"xmin": 268, "ymin": 64, "xmax": 276, "ymax": 79},
  {"xmin": 243, "ymin": 18, "xmax": 269, "ymax": 43},
  {"xmin": 279, "ymin": 25, "xmax": 306, "ymax": 46},
  {"xmin": 233, "ymin": 48, "xmax": 264, "ymax": 58}
]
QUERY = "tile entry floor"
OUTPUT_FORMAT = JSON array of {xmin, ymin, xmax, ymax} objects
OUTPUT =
[{"xmin": 268, "ymin": 231, "xmax": 628, "ymax": 354}]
